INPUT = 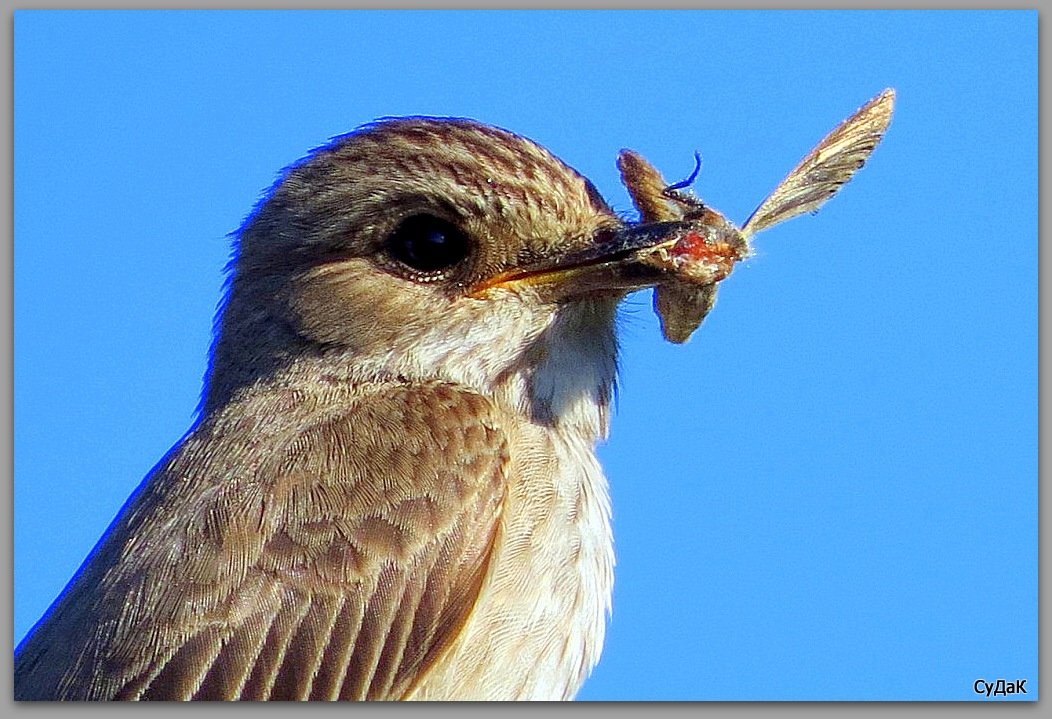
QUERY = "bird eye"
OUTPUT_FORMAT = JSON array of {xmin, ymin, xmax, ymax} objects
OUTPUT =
[{"xmin": 384, "ymin": 214, "xmax": 471, "ymax": 276}]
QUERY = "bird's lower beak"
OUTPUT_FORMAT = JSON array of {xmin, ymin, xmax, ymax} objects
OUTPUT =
[{"xmin": 471, "ymin": 221, "xmax": 690, "ymax": 301}]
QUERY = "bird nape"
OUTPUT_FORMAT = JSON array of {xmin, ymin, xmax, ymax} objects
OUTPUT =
[{"xmin": 16, "ymin": 91, "xmax": 893, "ymax": 701}]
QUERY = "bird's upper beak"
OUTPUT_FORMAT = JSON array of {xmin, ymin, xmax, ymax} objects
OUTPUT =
[{"xmin": 470, "ymin": 221, "xmax": 692, "ymax": 301}]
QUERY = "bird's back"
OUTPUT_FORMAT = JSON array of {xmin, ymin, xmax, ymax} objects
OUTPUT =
[{"xmin": 15, "ymin": 376, "xmax": 613, "ymax": 701}]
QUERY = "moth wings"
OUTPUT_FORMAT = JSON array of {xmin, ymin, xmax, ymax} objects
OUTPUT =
[{"xmin": 742, "ymin": 88, "xmax": 895, "ymax": 237}]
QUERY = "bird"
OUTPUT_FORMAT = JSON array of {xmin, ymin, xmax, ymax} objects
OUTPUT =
[{"xmin": 14, "ymin": 117, "xmax": 685, "ymax": 700}]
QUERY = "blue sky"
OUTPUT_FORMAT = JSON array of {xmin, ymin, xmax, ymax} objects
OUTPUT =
[{"xmin": 14, "ymin": 10, "xmax": 1036, "ymax": 701}]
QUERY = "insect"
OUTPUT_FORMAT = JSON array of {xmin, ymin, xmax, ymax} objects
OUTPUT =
[{"xmin": 618, "ymin": 88, "xmax": 896, "ymax": 343}]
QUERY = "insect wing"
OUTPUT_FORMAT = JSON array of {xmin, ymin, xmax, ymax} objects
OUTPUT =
[
  {"xmin": 617, "ymin": 149, "xmax": 680, "ymax": 223},
  {"xmin": 741, "ymin": 88, "xmax": 895, "ymax": 237}
]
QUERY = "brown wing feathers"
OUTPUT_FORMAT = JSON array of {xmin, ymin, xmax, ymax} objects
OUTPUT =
[{"xmin": 15, "ymin": 382, "xmax": 509, "ymax": 701}]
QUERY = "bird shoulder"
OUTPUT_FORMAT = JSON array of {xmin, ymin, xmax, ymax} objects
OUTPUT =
[{"xmin": 16, "ymin": 380, "xmax": 513, "ymax": 701}]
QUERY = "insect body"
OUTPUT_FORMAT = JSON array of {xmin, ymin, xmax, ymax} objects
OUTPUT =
[{"xmin": 618, "ymin": 88, "xmax": 896, "ymax": 343}]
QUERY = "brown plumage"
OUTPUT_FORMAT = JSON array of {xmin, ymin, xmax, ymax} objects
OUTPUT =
[
  {"xmin": 16, "ymin": 89, "xmax": 895, "ymax": 700},
  {"xmin": 15, "ymin": 118, "xmax": 681, "ymax": 700}
]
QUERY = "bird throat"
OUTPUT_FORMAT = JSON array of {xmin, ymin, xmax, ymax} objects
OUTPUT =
[{"xmin": 517, "ymin": 298, "xmax": 619, "ymax": 439}]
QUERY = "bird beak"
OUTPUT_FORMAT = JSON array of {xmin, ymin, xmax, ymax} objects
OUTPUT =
[{"xmin": 471, "ymin": 221, "xmax": 688, "ymax": 301}]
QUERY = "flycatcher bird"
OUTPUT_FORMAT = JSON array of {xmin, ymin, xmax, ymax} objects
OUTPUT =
[
  {"xmin": 15, "ymin": 118, "xmax": 678, "ymax": 701},
  {"xmin": 16, "ymin": 91, "xmax": 893, "ymax": 700}
]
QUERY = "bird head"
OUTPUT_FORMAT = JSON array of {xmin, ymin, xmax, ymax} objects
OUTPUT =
[{"xmin": 204, "ymin": 118, "xmax": 672, "ymax": 434}]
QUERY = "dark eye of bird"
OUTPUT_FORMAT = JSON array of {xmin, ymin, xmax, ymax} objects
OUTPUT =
[{"xmin": 384, "ymin": 214, "xmax": 470, "ymax": 276}]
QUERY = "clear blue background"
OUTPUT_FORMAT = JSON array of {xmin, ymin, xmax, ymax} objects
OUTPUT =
[{"xmin": 14, "ymin": 10, "xmax": 1036, "ymax": 701}]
